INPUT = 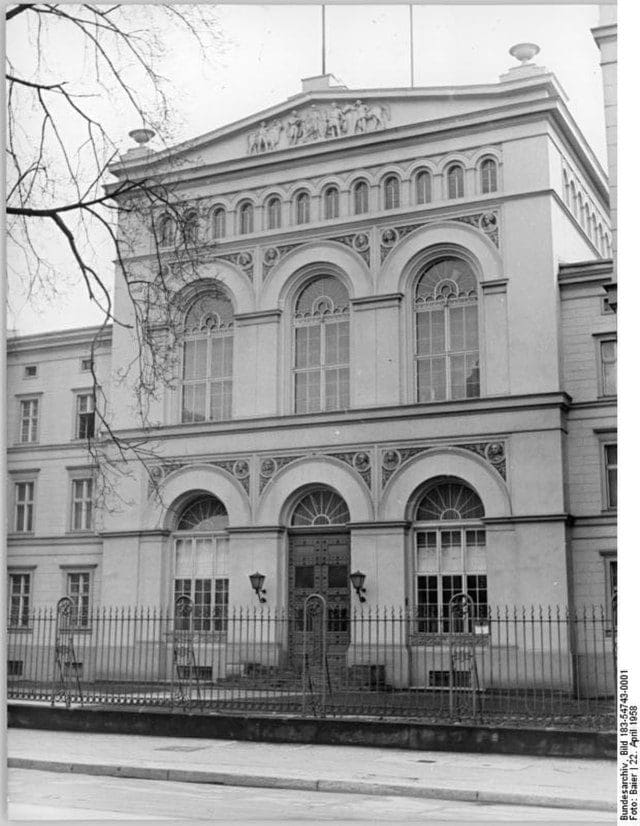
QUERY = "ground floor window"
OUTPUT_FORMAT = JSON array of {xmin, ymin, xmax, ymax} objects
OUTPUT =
[
  {"xmin": 8, "ymin": 572, "xmax": 31, "ymax": 628},
  {"xmin": 66, "ymin": 571, "xmax": 91, "ymax": 628}
]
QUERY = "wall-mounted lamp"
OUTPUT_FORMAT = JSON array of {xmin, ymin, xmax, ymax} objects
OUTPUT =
[
  {"xmin": 249, "ymin": 571, "xmax": 267, "ymax": 603},
  {"xmin": 349, "ymin": 570, "xmax": 367, "ymax": 603}
]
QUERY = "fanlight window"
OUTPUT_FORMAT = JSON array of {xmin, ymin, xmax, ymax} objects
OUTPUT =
[
  {"xmin": 294, "ymin": 276, "xmax": 349, "ymax": 413},
  {"xmin": 324, "ymin": 186, "xmax": 340, "ymax": 220},
  {"xmin": 291, "ymin": 489, "xmax": 350, "ymax": 526},
  {"xmin": 383, "ymin": 175, "xmax": 400, "ymax": 210},
  {"xmin": 414, "ymin": 258, "xmax": 480, "ymax": 402},
  {"xmin": 182, "ymin": 290, "xmax": 234, "ymax": 423},
  {"xmin": 174, "ymin": 495, "xmax": 229, "ymax": 632},
  {"xmin": 239, "ymin": 202, "xmax": 254, "ymax": 235},
  {"xmin": 295, "ymin": 191, "xmax": 311, "ymax": 225},
  {"xmin": 267, "ymin": 196, "xmax": 282, "ymax": 230},
  {"xmin": 415, "ymin": 170, "xmax": 432, "ymax": 205},
  {"xmin": 158, "ymin": 215, "xmax": 175, "ymax": 247},
  {"xmin": 414, "ymin": 481, "xmax": 487, "ymax": 634},
  {"xmin": 353, "ymin": 180, "xmax": 369, "ymax": 215},
  {"xmin": 480, "ymin": 158, "xmax": 497, "ymax": 194},
  {"xmin": 447, "ymin": 165, "xmax": 464, "ymax": 199},
  {"xmin": 177, "ymin": 495, "xmax": 229, "ymax": 531},
  {"xmin": 212, "ymin": 207, "xmax": 226, "ymax": 240}
]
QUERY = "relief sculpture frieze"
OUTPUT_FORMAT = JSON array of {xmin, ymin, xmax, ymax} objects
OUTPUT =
[{"xmin": 247, "ymin": 100, "xmax": 390, "ymax": 155}]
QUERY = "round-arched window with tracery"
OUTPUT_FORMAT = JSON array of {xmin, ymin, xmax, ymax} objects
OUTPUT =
[
  {"xmin": 291, "ymin": 489, "xmax": 350, "ymax": 527},
  {"xmin": 176, "ymin": 495, "xmax": 229, "ymax": 531}
]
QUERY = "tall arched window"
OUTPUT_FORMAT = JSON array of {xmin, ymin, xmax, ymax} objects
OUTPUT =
[
  {"xmin": 383, "ymin": 175, "xmax": 400, "ymax": 210},
  {"xmin": 174, "ymin": 495, "xmax": 229, "ymax": 632},
  {"xmin": 239, "ymin": 201, "xmax": 254, "ymax": 235},
  {"xmin": 212, "ymin": 207, "xmax": 226, "ymax": 240},
  {"xmin": 447, "ymin": 165, "xmax": 464, "ymax": 199},
  {"xmin": 480, "ymin": 158, "xmax": 497, "ymax": 194},
  {"xmin": 562, "ymin": 171, "xmax": 570, "ymax": 204},
  {"xmin": 577, "ymin": 194, "xmax": 585, "ymax": 228},
  {"xmin": 158, "ymin": 215, "xmax": 175, "ymax": 247},
  {"xmin": 415, "ymin": 170, "xmax": 432, "ymax": 205},
  {"xmin": 181, "ymin": 290, "xmax": 234, "ymax": 423},
  {"xmin": 414, "ymin": 257, "xmax": 479, "ymax": 402},
  {"xmin": 597, "ymin": 223, "xmax": 604, "ymax": 255},
  {"xmin": 353, "ymin": 180, "xmax": 369, "ymax": 215},
  {"xmin": 570, "ymin": 181, "xmax": 577, "ymax": 214},
  {"xmin": 293, "ymin": 275, "xmax": 349, "ymax": 413},
  {"xmin": 183, "ymin": 211, "xmax": 198, "ymax": 245},
  {"xmin": 295, "ymin": 191, "xmax": 311, "ymax": 225},
  {"xmin": 324, "ymin": 186, "xmax": 340, "ymax": 220},
  {"xmin": 266, "ymin": 196, "xmax": 282, "ymax": 230},
  {"xmin": 413, "ymin": 479, "xmax": 487, "ymax": 634}
]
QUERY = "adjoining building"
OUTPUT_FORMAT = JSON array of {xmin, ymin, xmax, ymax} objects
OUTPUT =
[{"xmin": 7, "ymin": 47, "xmax": 616, "ymax": 693}]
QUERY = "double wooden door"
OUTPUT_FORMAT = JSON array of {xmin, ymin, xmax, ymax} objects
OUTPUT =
[{"xmin": 288, "ymin": 532, "xmax": 351, "ymax": 670}]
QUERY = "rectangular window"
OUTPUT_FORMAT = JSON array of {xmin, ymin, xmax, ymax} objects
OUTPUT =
[
  {"xmin": 294, "ymin": 319, "xmax": 349, "ymax": 414},
  {"xmin": 81, "ymin": 358, "xmax": 93, "ymax": 372},
  {"xmin": 600, "ymin": 339, "xmax": 617, "ymax": 397},
  {"xmin": 67, "ymin": 572, "xmax": 91, "ymax": 628},
  {"xmin": 415, "ymin": 529, "xmax": 487, "ymax": 634},
  {"xmin": 416, "ymin": 305, "xmax": 479, "ymax": 402},
  {"xmin": 71, "ymin": 478, "xmax": 93, "ymax": 531},
  {"xmin": 181, "ymin": 334, "xmax": 233, "ymax": 423},
  {"xmin": 24, "ymin": 365, "xmax": 37, "ymax": 378},
  {"xmin": 76, "ymin": 393, "xmax": 95, "ymax": 439},
  {"xmin": 174, "ymin": 536, "xmax": 228, "ymax": 633},
  {"xmin": 14, "ymin": 481, "xmax": 34, "ymax": 533},
  {"xmin": 19, "ymin": 398, "xmax": 39, "ymax": 443},
  {"xmin": 604, "ymin": 443, "xmax": 617, "ymax": 509},
  {"xmin": 8, "ymin": 573, "xmax": 31, "ymax": 628}
]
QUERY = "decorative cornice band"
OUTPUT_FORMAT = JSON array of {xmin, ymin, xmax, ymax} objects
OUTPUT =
[
  {"xmin": 99, "ymin": 529, "xmax": 172, "ymax": 539},
  {"xmin": 226, "ymin": 526, "xmax": 286, "ymax": 535},
  {"xmin": 480, "ymin": 278, "xmax": 508, "ymax": 295},
  {"xmin": 235, "ymin": 309, "xmax": 283, "ymax": 326},
  {"xmin": 351, "ymin": 293, "xmax": 404, "ymax": 310},
  {"xmin": 483, "ymin": 513, "xmax": 572, "ymax": 525}
]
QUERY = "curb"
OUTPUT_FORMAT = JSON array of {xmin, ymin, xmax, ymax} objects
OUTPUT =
[{"xmin": 8, "ymin": 757, "xmax": 615, "ymax": 812}]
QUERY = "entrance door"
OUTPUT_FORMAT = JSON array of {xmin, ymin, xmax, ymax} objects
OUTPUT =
[{"xmin": 288, "ymin": 532, "xmax": 351, "ymax": 672}]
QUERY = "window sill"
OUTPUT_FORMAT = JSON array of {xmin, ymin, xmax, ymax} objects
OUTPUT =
[
  {"xmin": 8, "ymin": 532, "xmax": 35, "ymax": 539},
  {"xmin": 7, "ymin": 626, "xmax": 32, "ymax": 634}
]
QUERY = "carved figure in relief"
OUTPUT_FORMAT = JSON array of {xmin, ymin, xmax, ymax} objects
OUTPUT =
[
  {"xmin": 248, "ymin": 119, "xmax": 283, "ymax": 154},
  {"xmin": 286, "ymin": 110, "xmax": 304, "ymax": 145},
  {"xmin": 325, "ymin": 102, "xmax": 344, "ymax": 138}
]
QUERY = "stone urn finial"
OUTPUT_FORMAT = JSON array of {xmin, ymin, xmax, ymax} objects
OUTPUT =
[
  {"xmin": 128, "ymin": 127, "xmax": 156, "ymax": 146},
  {"xmin": 509, "ymin": 43, "xmax": 540, "ymax": 65}
]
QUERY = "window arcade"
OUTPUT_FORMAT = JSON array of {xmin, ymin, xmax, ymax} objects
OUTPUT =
[
  {"xmin": 266, "ymin": 196, "xmax": 282, "ymax": 230},
  {"xmin": 212, "ymin": 206, "xmax": 226, "ymax": 240},
  {"xmin": 323, "ymin": 186, "xmax": 340, "ymax": 220},
  {"xmin": 447, "ymin": 165, "xmax": 464, "ymax": 199},
  {"xmin": 415, "ymin": 170, "xmax": 432, "ymax": 205},
  {"xmin": 239, "ymin": 201, "xmax": 254, "ymax": 235},
  {"xmin": 353, "ymin": 180, "xmax": 369, "ymax": 215},
  {"xmin": 480, "ymin": 158, "xmax": 497, "ymax": 194},
  {"xmin": 383, "ymin": 175, "xmax": 400, "ymax": 210},
  {"xmin": 295, "ymin": 191, "xmax": 311, "ymax": 225}
]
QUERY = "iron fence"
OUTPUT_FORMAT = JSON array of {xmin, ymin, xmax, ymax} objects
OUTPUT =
[{"xmin": 7, "ymin": 601, "xmax": 616, "ymax": 730}]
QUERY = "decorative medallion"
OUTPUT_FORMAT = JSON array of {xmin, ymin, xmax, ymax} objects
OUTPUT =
[
  {"xmin": 233, "ymin": 459, "xmax": 250, "ymax": 479},
  {"xmin": 484, "ymin": 442, "xmax": 505, "ymax": 466},
  {"xmin": 328, "ymin": 451, "xmax": 372, "ymax": 489},
  {"xmin": 352, "ymin": 451, "xmax": 371, "ymax": 472},
  {"xmin": 258, "ymin": 454, "xmax": 304, "ymax": 492},
  {"xmin": 260, "ymin": 457, "xmax": 277, "ymax": 478},
  {"xmin": 247, "ymin": 100, "xmax": 391, "ymax": 155},
  {"xmin": 329, "ymin": 232, "xmax": 371, "ymax": 266},
  {"xmin": 452, "ymin": 212, "xmax": 500, "ymax": 248},
  {"xmin": 381, "ymin": 449, "xmax": 401, "ymax": 471},
  {"xmin": 216, "ymin": 250, "xmax": 254, "ymax": 281},
  {"xmin": 379, "ymin": 223, "xmax": 427, "ymax": 262},
  {"xmin": 380, "ymin": 441, "xmax": 507, "ymax": 488},
  {"xmin": 262, "ymin": 242, "xmax": 305, "ymax": 277},
  {"xmin": 380, "ymin": 227, "xmax": 399, "ymax": 248}
]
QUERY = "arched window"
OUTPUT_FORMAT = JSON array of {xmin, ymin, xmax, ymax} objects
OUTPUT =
[
  {"xmin": 383, "ymin": 175, "xmax": 400, "ymax": 210},
  {"xmin": 212, "ymin": 207, "xmax": 226, "ymax": 240},
  {"xmin": 413, "ymin": 479, "xmax": 486, "ymax": 634},
  {"xmin": 570, "ymin": 181, "xmax": 577, "ymax": 214},
  {"xmin": 447, "ymin": 165, "xmax": 464, "ymax": 199},
  {"xmin": 577, "ymin": 194, "xmax": 585, "ymax": 228},
  {"xmin": 353, "ymin": 180, "xmax": 369, "ymax": 215},
  {"xmin": 590, "ymin": 212, "xmax": 597, "ymax": 241},
  {"xmin": 183, "ymin": 211, "xmax": 198, "ymax": 245},
  {"xmin": 597, "ymin": 223, "xmax": 604, "ymax": 254},
  {"xmin": 158, "ymin": 215, "xmax": 175, "ymax": 247},
  {"xmin": 295, "ymin": 191, "xmax": 311, "ymax": 225},
  {"xmin": 181, "ymin": 289, "xmax": 234, "ymax": 423},
  {"xmin": 239, "ymin": 201, "xmax": 254, "ymax": 235},
  {"xmin": 562, "ymin": 171, "xmax": 570, "ymax": 204},
  {"xmin": 414, "ymin": 257, "xmax": 479, "ymax": 402},
  {"xmin": 266, "ymin": 196, "xmax": 282, "ymax": 230},
  {"xmin": 293, "ymin": 275, "xmax": 349, "ymax": 413},
  {"xmin": 324, "ymin": 186, "xmax": 340, "ymax": 220},
  {"xmin": 174, "ymin": 495, "xmax": 229, "ymax": 631},
  {"xmin": 415, "ymin": 170, "xmax": 432, "ymax": 205},
  {"xmin": 291, "ymin": 489, "xmax": 350, "ymax": 526},
  {"xmin": 480, "ymin": 158, "xmax": 497, "ymax": 194}
]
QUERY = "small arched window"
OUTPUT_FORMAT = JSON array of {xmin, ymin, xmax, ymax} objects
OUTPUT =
[
  {"xmin": 447, "ymin": 165, "xmax": 464, "ymax": 199},
  {"xmin": 158, "ymin": 215, "xmax": 175, "ymax": 247},
  {"xmin": 183, "ymin": 211, "xmax": 198, "ymax": 245},
  {"xmin": 577, "ymin": 194, "xmax": 585, "ymax": 228},
  {"xmin": 570, "ymin": 181, "xmax": 577, "ymax": 214},
  {"xmin": 239, "ymin": 202, "xmax": 254, "ymax": 235},
  {"xmin": 414, "ymin": 258, "xmax": 479, "ymax": 402},
  {"xmin": 174, "ymin": 495, "xmax": 229, "ymax": 632},
  {"xmin": 597, "ymin": 223, "xmax": 604, "ymax": 254},
  {"xmin": 353, "ymin": 180, "xmax": 369, "ymax": 215},
  {"xmin": 293, "ymin": 275, "xmax": 350, "ymax": 413},
  {"xmin": 295, "ymin": 191, "xmax": 311, "ymax": 225},
  {"xmin": 415, "ymin": 170, "xmax": 432, "ymax": 205},
  {"xmin": 212, "ymin": 207, "xmax": 226, "ymax": 240},
  {"xmin": 324, "ymin": 186, "xmax": 340, "ymax": 220},
  {"xmin": 480, "ymin": 158, "xmax": 497, "ymax": 194},
  {"xmin": 383, "ymin": 175, "xmax": 400, "ymax": 210},
  {"xmin": 562, "ymin": 171, "xmax": 570, "ymax": 204},
  {"xmin": 181, "ymin": 289, "xmax": 234, "ymax": 423},
  {"xmin": 413, "ymin": 479, "xmax": 487, "ymax": 634},
  {"xmin": 591, "ymin": 212, "xmax": 597, "ymax": 241},
  {"xmin": 266, "ymin": 196, "xmax": 282, "ymax": 230}
]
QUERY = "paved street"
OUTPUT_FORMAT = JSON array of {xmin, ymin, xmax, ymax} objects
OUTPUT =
[{"xmin": 8, "ymin": 768, "xmax": 612, "ymax": 823}]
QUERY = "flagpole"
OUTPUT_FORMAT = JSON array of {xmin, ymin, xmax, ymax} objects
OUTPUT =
[
  {"xmin": 322, "ymin": 5, "xmax": 326, "ymax": 75},
  {"xmin": 409, "ymin": 4, "xmax": 415, "ymax": 88}
]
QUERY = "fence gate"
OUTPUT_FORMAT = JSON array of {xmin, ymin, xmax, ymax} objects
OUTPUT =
[
  {"xmin": 301, "ymin": 593, "xmax": 332, "ymax": 716},
  {"xmin": 447, "ymin": 593, "xmax": 481, "ymax": 720},
  {"xmin": 171, "ymin": 595, "xmax": 202, "ymax": 709},
  {"xmin": 51, "ymin": 597, "xmax": 83, "ymax": 708}
]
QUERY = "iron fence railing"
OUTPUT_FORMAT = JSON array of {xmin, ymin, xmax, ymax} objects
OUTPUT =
[{"xmin": 7, "ymin": 601, "xmax": 616, "ymax": 730}]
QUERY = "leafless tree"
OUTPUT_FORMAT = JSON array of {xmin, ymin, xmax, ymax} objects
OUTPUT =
[{"xmin": 6, "ymin": 3, "xmax": 225, "ymax": 507}]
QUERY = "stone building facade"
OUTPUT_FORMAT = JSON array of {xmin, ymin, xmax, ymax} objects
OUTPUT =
[{"xmin": 7, "ymin": 53, "xmax": 616, "ymax": 687}]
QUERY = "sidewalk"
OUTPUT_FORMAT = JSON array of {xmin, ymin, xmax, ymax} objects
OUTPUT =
[{"xmin": 8, "ymin": 727, "xmax": 616, "ymax": 812}]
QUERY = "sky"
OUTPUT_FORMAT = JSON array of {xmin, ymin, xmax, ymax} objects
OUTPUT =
[{"xmin": 7, "ymin": 3, "xmax": 607, "ymax": 335}]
